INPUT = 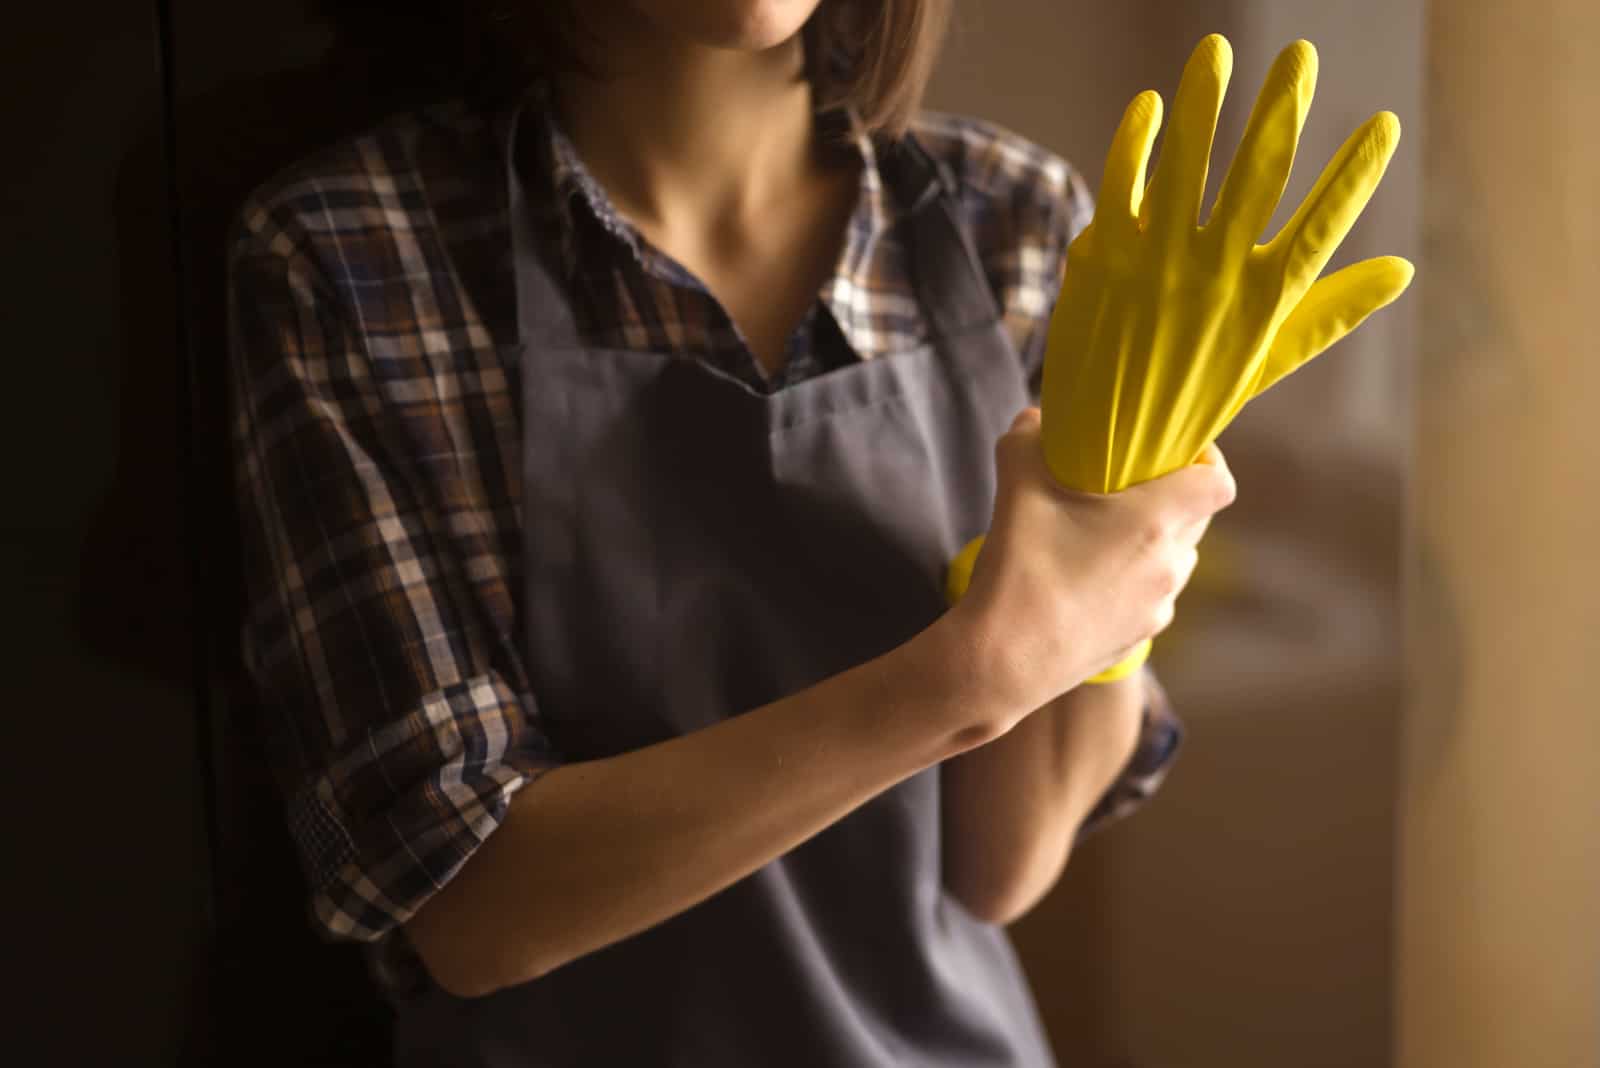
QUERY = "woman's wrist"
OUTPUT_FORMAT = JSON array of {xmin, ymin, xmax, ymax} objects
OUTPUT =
[{"xmin": 917, "ymin": 601, "xmax": 1055, "ymax": 741}]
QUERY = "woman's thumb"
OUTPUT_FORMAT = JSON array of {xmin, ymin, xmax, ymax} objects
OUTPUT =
[{"xmin": 1010, "ymin": 406, "xmax": 1042, "ymax": 431}]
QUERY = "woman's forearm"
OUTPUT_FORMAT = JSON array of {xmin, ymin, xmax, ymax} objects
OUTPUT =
[
  {"xmin": 939, "ymin": 672, "xmax": 1146, "ymax": 926},
  {"xmin": 402, "ymin": 612, "xmax": 1018, "ymax": 999}
]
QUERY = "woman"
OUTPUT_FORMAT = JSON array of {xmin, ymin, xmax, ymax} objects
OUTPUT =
[{"xmin": 227, "ymin": 2, "xmax": 1235, "ymax": 1064}]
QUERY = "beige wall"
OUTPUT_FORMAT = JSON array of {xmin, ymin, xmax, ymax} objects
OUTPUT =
[
  {"xmin": 1400, "ymin": 2, "xmax": 1600, "ymax": 1065},
  {"xmin": 927, "ymin": 4, "xmax": 1424, "ymax": 1065}
]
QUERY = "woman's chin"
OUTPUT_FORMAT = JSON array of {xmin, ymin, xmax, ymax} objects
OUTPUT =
[{"xmin": 639, "ymin": 0, "xmax": 823, "ymax": 53}]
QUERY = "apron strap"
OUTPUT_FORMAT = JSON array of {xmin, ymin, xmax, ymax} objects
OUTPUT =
[
  {"xmin": 502, "ymin": 95, "xmax": 582, "ymax": 351},
  {"xmin": 875, "ymin": 131, "xmax": 1007, "ymax": 341}
]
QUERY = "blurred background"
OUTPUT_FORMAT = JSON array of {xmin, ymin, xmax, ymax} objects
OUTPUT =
[
  {"xmin": 927, "ymin": 4, "xmax": 1418, "ymax": 1065},
  {"xmin": 4, "ymin": 1, "xmax": 1594, "ymax": 1064}
]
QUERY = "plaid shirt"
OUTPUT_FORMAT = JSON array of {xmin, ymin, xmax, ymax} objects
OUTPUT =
[{"xmin": 226, "ymin": 85, "xmax": 1184, "ymax": 972}]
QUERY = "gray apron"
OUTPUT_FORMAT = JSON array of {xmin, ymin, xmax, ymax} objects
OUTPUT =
[{"xmin": 392, "ymin": 98, "xmax": 1058, "ymax": 1068}]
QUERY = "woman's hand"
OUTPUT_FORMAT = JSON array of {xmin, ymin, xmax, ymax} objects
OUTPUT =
[{"xmin": 949, "ymin": 406, "xmax": 1235, "ymax": 719}]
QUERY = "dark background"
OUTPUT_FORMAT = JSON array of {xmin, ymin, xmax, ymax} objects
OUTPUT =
[{"xmin": 6, "ymin": 3, "xmax": 429, "ymax": 1062}]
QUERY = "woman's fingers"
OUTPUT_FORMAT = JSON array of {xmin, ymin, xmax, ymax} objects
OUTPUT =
[
  {"xmin": 1208, "ymin": 39, "xmax": 1318, "ymax": 250},
  {"xmin": 1177, "ymin": 441, "xmax": 1231, "ymax": 546},
  {"xmin": 1180, "ymin": 514, "xmax": 1212, "ymax": 550},
  {"xmin": 1193, "ymin": 441, "xmax": 1235, "ymax": 502},
  {"xmin": 1125, "ymin": 446, "xmax": 1237, "ymax": 531},
  {"xmin": 1141, "ymin": 33, "xmax": 1233, "ymax": 240}
]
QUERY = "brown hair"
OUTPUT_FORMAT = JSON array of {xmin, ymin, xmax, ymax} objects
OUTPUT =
[
  {"xmin": 466, "ymin": 1, "xmax": 953, "ymax": 138},
  {"xmin": 315, "ymin": 2, "xmax": 952, "ymax": 137}
]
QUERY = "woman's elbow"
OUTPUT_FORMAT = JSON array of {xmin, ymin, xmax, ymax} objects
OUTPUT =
[
  {"xmin": 403, "ymin": 904, "xmax": 551, "ymax": 1000},
  {"xmin": 407, "ymin": 930, "xmax": 499, "ymax": 999},
  {"xmin": 944, "ymin": 851, "xmax": 1071, "ymax": 927},
  {"xmin": 950, "ymin": 881, "xmax": 1040, "ymax": 927},
  {"xmin": 421, "ymin": 956, "xmax": 500, "ymax": 1001}
]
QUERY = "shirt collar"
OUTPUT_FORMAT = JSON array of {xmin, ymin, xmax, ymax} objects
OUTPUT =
[{"xmin": 518, "ymin": 79, "xmax": 893, "ymax": 288}]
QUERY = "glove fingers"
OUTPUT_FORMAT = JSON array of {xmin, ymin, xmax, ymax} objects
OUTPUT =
[
  {"xmin": 1208, "ymin": 39, "xmax": 1318, "ymax": 247},
  {"xmin": 1141, "ymin": 34, "xmax": 1233, "ymax": 240},
  {"xmin": 1249, "ymin": 255, "xmax": 1416, "ymax": 401},
  {"xmin": 1266, "ymin": 111, "xmax": 1403, "ymax": 300},
  {"xmin": 1098, "ymin": 90, "xmax": 1164, "ymax": 229}
]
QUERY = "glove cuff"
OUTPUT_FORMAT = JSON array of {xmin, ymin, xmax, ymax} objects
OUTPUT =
[{"xmin": 1085, "ymin": 639, "xmax": 1151, "ymax": 684}]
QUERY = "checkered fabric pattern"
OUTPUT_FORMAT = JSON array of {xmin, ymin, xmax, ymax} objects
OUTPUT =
[{"xmin": 226, "ymin": 82, "xmax": 1184, "ymax": 978}]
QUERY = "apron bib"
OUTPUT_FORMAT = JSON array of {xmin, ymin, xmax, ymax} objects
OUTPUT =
[{"xmin": 393, "ymin": 98, "xmax": 1057, "ymax": 1068}]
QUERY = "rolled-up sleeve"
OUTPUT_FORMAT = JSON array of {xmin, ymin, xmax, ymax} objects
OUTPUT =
[
  {"xmin": 226, "ymin": 198, "xmax": 559, "ymax": 943},
  {"xmin": 1074, "ymin": 666, "xmax": 1184, "ymax": 841}
]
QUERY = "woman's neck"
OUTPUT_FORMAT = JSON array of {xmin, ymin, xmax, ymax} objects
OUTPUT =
[{"xmin": 549, "ymin": 30, "xmax": 822, "ymax": 238}]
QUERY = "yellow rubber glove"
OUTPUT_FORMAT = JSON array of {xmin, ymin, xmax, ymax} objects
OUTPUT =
[{"xmin": 946, "ymin": 34, "xmax": 1415, "ymax": 683}]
